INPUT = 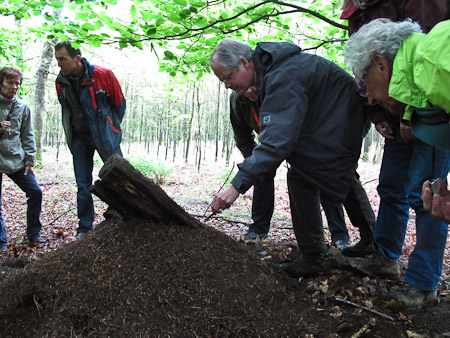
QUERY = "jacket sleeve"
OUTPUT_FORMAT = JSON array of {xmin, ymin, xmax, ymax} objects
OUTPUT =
[
  {"xmin": 104, "ymin": 69, "xmax": 126, "ymax": 123},
  {"xmin": 20, "ymin": 105, "xmax": 36, "ymax": 167},
  {"xmin": 231, "ymin": 67, "xmax": 307, "ymax": 193},
  {"xmin": 230, "ymin": 98, "xmax": 256, "ymax": 158}
]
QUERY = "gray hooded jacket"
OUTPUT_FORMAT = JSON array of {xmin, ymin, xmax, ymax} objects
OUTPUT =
[{"xmin": 0, "ymin": 94, "xmax": 36, "ymax": 174}]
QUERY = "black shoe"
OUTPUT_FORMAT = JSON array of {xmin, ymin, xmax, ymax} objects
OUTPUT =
[
  {"xmin": 341, "ymin": 240, "xmax": 374, "ymax": 257},
  {"xmin": 0, "ymin": 243, "xmax": 7, "ymax": 252},
  {"xmin": 29, "ymin": 236, "xmax": 45, "ymax": 244},
  {"xmin": 280, "ymin": 251, "xmax": 327, "ymax": 278},
  {"xmin": 334, "ymin": 239, "xmax": 350, "ymax": 251}
]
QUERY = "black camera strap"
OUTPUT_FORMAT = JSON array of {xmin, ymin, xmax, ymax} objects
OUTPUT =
[{"xmin": 0, "ymin": 100, "xmax": 16, "ymax": 137}]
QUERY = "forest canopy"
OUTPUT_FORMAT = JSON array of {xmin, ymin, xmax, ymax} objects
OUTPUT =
[{"xmin": 1, "ymin": 0, "xmax": 348, "ymax": 79}]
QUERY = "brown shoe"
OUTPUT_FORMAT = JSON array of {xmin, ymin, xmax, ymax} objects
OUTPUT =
[
  {"xmin": 359, "ymin": 246, "xmax": 400, "ymax": 279},
  {"xmin": 386, "ymin": 282, "xmax": 438, "ymax": 310}
]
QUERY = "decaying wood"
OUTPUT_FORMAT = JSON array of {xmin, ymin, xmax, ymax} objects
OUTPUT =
[{"xmin": 90, "ymin": 154, "xmax": 201, "ymax": 228}]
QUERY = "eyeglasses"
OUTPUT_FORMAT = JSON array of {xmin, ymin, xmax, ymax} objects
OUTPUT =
[
  {"xmin": 219, "ymin": 67, "xmax": 237, "ymax": 84},
  {"xmin": 356, "ymin": 70, "xmax": 369, "ymax": 98}
]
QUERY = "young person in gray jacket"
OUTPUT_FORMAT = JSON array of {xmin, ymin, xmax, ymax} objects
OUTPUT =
[{"xmin": 0, "ymin": 66, "xmax": 44, "ymax": 252}]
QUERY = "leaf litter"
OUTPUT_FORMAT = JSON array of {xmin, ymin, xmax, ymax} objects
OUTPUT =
[{"xmin": 1, "ymin": 148, "xmax": 450, "ymax": 337}]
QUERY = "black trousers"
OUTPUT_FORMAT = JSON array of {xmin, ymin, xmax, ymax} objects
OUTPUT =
[
  {"xmin": 249, "ymin": 169, "xmax": 276, "ymax": 234},
  {"xmin": 287, "ymin": 168, "xmax": 375, "ymax": 254}
]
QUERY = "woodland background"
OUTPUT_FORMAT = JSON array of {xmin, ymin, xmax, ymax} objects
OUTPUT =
[
  {"xmin": 2, "ymin": 3, "xmax": 450, "ymax": 336},
  {"xmin": 1, "ymin": 0, "xmax": 384, "ymax": 169}
]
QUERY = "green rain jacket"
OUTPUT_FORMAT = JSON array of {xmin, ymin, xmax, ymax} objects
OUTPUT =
[{"xmin": 389, "ymin": 20, "xmax": 450, "ymax": 118}]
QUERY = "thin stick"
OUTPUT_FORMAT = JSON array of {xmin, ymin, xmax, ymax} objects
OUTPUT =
[
  {"xmin": 202, "ymin": 162, "xmax": 235, "ymax": 218},
  {"xmin": 335, "ymin": 297, "xmax": 396, "ymax": 321}
]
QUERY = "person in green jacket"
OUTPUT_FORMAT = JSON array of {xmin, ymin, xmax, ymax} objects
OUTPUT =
[{"xmin": 345, "ymin": 18, "xmax": 450, "ymax": 309}]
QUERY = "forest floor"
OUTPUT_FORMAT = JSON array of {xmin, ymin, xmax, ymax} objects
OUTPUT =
[{"xmin": 1, "ymin": 145, "xmax": 450, "ymax": 337}]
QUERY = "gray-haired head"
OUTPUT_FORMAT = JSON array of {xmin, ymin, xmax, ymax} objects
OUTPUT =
[
  {"xmin": 210, "ymin": 38, "xmax": 254, "ymax": 70},
  {"xmin": 345, "ymin": 18, "xmax": 422, "ymax": 77}
]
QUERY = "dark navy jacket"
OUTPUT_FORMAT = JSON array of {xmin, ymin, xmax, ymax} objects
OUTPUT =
[
  {"xmin": 229, "ymin": 91, "xmax": 260, "ymax": 158},
  {"xmin": 231, "ymin": 42, "xmax": 366, "ymax": 202},
  {"xmin": 56, "ymin": 58, "xmax": 126, "ymax": 161}
]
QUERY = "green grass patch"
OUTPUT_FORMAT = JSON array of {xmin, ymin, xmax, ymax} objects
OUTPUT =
[{"xmin": 127, "ymin": 157, "xmax": 173, "ymax": 185}]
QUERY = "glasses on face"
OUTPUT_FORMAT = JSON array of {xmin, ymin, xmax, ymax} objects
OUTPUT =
[
  {"xmin": 219, "ymin": 67, "xmax": 237, "ymax": 84},
  {"xmin": 357, "ymin": 69, "xmax": 369, "ymax": 98}
]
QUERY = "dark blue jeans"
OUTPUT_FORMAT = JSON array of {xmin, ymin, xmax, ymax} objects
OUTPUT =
[
  {"xmin": 374, "ymin": 127, "xmax": 450, "ymax": 291},
  {"xmin": 71, "ymin": 135, "xmax": 96, "ymax": 234},
  {"xmin": 0, "ymin": 168, "xmax": 42, "ymax": 244}
]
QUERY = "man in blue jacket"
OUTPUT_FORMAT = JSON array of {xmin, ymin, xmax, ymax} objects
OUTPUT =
[
  {"xmin": 210, "ymin": 39, "xmax": 366, "ymax": 277},
  {"xmin": 55, "ymin": 42, "xmax": 126, "ymax": 240}
]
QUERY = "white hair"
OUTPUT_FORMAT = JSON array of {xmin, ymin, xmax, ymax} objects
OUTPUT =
[
  {"xmin": 210, "ymin": 38, "xmax": 254, "ymax": 70},
  {"xmin": 345, "ymin": 18, "xmax": 422, "ymax": 76}
]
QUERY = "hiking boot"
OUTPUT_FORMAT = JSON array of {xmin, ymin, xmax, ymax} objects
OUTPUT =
[
  {"xmin": 342, "ymin": 240, "xmax": 374, "ymax": 257},
  {"xmin": 386, "ymin": 282, "xmax": 438, "ymax": 310},
  {"xmin": 359, "ymin": 247, "xmax": 400, "ymax": 279},
  {"xmin": 0, "ymin": 243, "xmax": 7, "ymax": 252},
  {"xmin": 75, "ymin": 232, "xmax": 88, "ymax": 241},
  {"xmin": 243, "ymin": 231, "xmax": 268, "ymax": 240},
  {"xmin": 280, "ymin": 251, "xmax": 327, "ymax": 278},
  {"xmin": 334, "ymin": 239, "xmax": 350, "ymax": 251},
  {"xmin": 29, "ymin": 236, "xmax": 45, "ymax": 244}
]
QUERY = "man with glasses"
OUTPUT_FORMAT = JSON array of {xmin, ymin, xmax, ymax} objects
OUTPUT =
[
  {"xmin": 230, "ymin": 90, "xmax": 375, "ymax": 252},
  {"xmin": 346, "ymin": 18, "xmax": 450, "ymax": 309},
  {"xmin": 209, "ymin": 38, "xmax": 367, "ymax": 277}
]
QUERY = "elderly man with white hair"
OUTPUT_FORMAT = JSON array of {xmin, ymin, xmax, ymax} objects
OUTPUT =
[{"xmin": 345, "ymin": 18, "xmax": 450, "ymax": 309}]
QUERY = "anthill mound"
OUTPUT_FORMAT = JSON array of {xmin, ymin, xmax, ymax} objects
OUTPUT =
[{"xmin": 0, "ymin": 216, "xmax": 449, "ymax": 337}]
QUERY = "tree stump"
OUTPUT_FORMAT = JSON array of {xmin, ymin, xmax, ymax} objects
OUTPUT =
[{"xmin": 90, "ymin": 155, "xmax": 202, "ymax": 228}]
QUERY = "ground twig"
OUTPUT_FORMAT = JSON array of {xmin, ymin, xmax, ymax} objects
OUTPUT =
[{"xmin": 335, "ymin": 297, "xmax": 395, "ymax": 321}]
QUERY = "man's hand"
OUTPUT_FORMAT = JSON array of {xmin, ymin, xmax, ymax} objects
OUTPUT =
[
  {"xmin": 24, "ymin": 166, "xmax": 33, "ymax": 176},
  {"xmin": 375, "ymin": 121, "xmax": 394, "ymax": 139},
  {"xmin": 244, "ymin": 86, "xmax": 258, "ymax": 102},
  {"xmin": 211, "ymin": 186, "xmax": 240, "ymax": 214},
  {"xmin": 422, "ymin": 177, "xmax": 450, "ymax": 223},
  {"xmin": 400, "ymin": 121, "xmax": 415, "ymax": 142}
]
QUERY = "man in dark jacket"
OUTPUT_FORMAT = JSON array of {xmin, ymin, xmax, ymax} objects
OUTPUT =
[
  {"xmin": 55, "ymin": 41, "xmax": 126, "ymax": 240},
  {"xmin": 210, "ymin": 39, "xmax": 366, "ymax": 277},
  {"xmin": 230, "ymin": 91, "xmax": 375, "ymax": 252},
  {"xmin": 230, "ymin": 91, "xmax": 276, "ymax": 240}
]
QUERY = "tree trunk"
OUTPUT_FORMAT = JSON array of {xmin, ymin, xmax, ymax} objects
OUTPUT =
[{"xmin": 91, "ymin": 155, "xmax": 202, "ymax": 228}]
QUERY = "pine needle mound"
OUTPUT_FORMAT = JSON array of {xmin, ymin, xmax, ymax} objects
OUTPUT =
[{"xmin": 0, "ymin": 216, "xmax": 449, "ymax": 337}]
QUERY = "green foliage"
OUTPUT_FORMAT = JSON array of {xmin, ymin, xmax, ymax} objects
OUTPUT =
[
  {"xmin": 363, "ymin": 152, "xmax": 369, "ymax": 162},
  {"xmin": 93, "ymin": 154, "xmax": 102, "ymax": 166},
  {"xmin": 220, "ymin": 167, "xmax": 238, "ymax": 187},
  {"xmin": 1, "ymin": 0, "xmax": 349, "ymax": 80},
  {"xmin": 127, "ymin": 157, "xmax": 173, "ymax": 185}
]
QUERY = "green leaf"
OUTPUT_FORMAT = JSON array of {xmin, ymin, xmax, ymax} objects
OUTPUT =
[
  {"xmin": 130, "ymin": 5, "xmax": 137, "ymax": 18},
  {"xmin": 82, "ymin": 23, "xmax": 97, "ymax": 31}
]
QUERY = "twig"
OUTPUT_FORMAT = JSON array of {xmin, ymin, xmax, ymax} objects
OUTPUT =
[
  {"xmin": 202, "ymin": 162, "xmax": 235, "ymax": 218},
  {"xmin": 335, "ymin": 297, "xmax": 395, "ymax": 321},
  {"xmin": 191, "ymin": 214, "xmax": 252, "ymax": 226}
]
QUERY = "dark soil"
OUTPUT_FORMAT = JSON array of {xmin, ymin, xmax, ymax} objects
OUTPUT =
[{"xmin": 1, "ymin": 213, "xmax": 450, "ymax": 338}]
